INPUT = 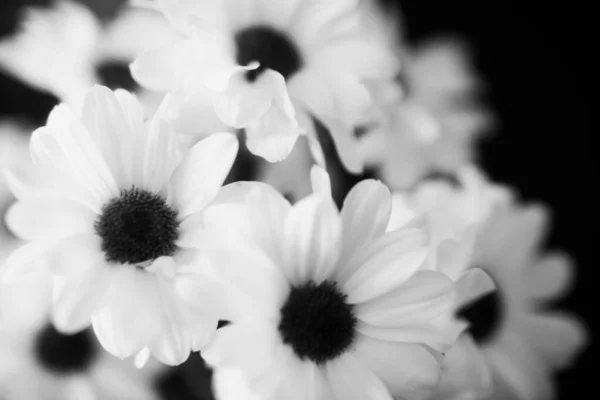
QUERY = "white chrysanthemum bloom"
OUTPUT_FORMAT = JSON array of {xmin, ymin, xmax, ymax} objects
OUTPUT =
[
  {"xmin": 131, "ymin": 0, "xmax": 398, "ymax": 167},
  {"xmin": 0, "ymin": 0, "xmax": 177, "ymax": 115},
  {"xmin": 202, "ymin": 166, "xmax": 462, "ymax": 400},
  {"xmin": 389, "ymin": 166, "xmax": 587, "ymax": 400},
  {"xmin": 0, "ymin": 120, "xmax": 30, "ymax": 262},
  {"xmin": 358, "ymin": 39, "xmax": 493, "ymax": 189},
  {"xmin": 0, "ymin": 271, "xmax": 160, "ymax": 400},
  {"xmin": 0, "ymin": 85, "xmax": 239, "ymax": 365}
]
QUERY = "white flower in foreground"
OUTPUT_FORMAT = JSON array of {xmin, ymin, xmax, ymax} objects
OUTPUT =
[
  {"xmin": 359, "ymin": 39, "xmax": 493, "ymax": 189},
  {"xmin": 203, "ymin": 167, "xmax": 462, "ymax": 400},
  {"xmin": 0, "ymin": 0, "xmax": 177, "ymax": 115},
  {"xmin": 1, "ymin": 85, "xmax": 239, "ymax": 365},
  {"xmin": 0, "ymin": 272, "xmax": 160, "ymax": 400},
  {"xmin": 390, "ymin": 167, "xmax": 587, "ymax": 400},
  {"xmin": 132, "ymin": 0, "xmax": 398, "ymax": 168},
  {"xmin": 0, "ymin": 120, "xmax": 30, "ymax": 262}
]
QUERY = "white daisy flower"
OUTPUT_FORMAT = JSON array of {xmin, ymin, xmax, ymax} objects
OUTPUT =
[
  {"xmin": 358, "ymin": 39, "xmax": 493, "ymax": 189},
  {"xmin": 389, "ymin": 166, "xmax": 587, "ymax": 400},
  {"xmin": 0, "ymin": 271, "xmax": 160, "ymax": 400},
  {"xmin": 0, "ymin": 85, "xmax": 239, "ymax": 365},
  {"xmin": 202, "ymin": 167, "xmax": 462, "ymax": 400},
  {"xmin": 0, "ymin": 0, "xmax": 178, "ymax": 116},
  {"xmin": 131, "ymin": 0, "xmax": 398, "ymax": 168},
  {"xmin": 0, "ymin": 120, "xmax": 31, "ymax": 262}
]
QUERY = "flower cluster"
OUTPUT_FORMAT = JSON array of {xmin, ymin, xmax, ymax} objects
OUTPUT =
[{"xmin": 0, "ymin": 1, "xmax": 586, "ymax": 400}]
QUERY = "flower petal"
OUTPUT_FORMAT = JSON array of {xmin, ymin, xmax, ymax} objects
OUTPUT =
[
  {"xmin": 212, "ymin": 368, "xmax": 262, "ymax": 400},
  {"xmin": 62, "ymin": 376, "xmax": 96, "ymax": 400},
  {"xmin": 432, "ymin": 335, "xmax": 492, "ymax": 400},
  {"xmin": 202, "ymin": 320, "xmax": 281, "ymax": 379},
  {"xmin": 140, "ymin": 116, "xmax": 183, "ymax": 195},
  {"xmin": 203, "ymin": 246, "xmax": 288, "ymax": 321},
  {"xmin": 29, "ymin": 118, "xmax": 117, "ymax": 211},
  {"xmin": 5, "ymin": 198, "xmax": 94, "ymax": 242},
  {"xmin": 353, "ymin": 335, "xmax": 442, "ymax": 400},
  {"xmin": 209, "ymin": 181, "xmax": 292, "ymax": 257},
  {"xmin": 340, "ymin": 179, "xmax": 391, "ymax": 262},
  {"xmin": 0, "ymin": 242, "xmax": 51, "ymax": 283},
  {"xmin": 52, "ymin": 261, "xmax": 113, "ymax": 333},
  {"xmin": 130, "ymin": 39, "xmax": 207, "ymax": 91},
  {"xmin": 267, "ymin": 349, "xmax": 327, "ymax": 400},
  {"xmin": 325, "ymin": 352, "xmax": 393, "ymax": 400},
  {"xmin": 454, "ymin": 267, "xmax": 496, "ymax": 308},
  {"xmin": 522, "ymin": 312, "xmax": 587, "ymax": 369},
  {"xmin": 167, "ymin": 88, "xmax": 230, "ymax": 136},
  {"xmin": 245, "ymin": 72, "xmax": 302, "ymax": 162},
  {"xmin": 48, "ymin": 234, "xmax": 103, "ymax": 278},
  {"xmin": 355, "ymin": 270, "xmax": 455, "ymax": 326},
  {"xmin": 148, "ymin": 280, "xmax": 194, "ymax": 365},
  {"xmin": 283, "ymin": 194, "xmax": 342, "ymax": 285},
  {"xmin": 310, "ymin": 165, "xmax": 332, "ymax": 198},
  {"xmin": 525, "ymin": 252, "xmax": 574, "ymax": 301},
  {"xmin": 290, "ymin": 0, "xmax": 361, "ymax": 49},
  {"xmin": 356, "ymin": 321, "xmax": 453, "ymax": 351},
  {"xmin": 341, "ymin": 227, "xmax": 429, "ymax": 303},
  {"xmin": 210, "ymin": 65, "xmax": 276, "ymax": 128},
  {"xmin": 92, "ymin": 268, "xmax": 161, "ymax": 360},
  {"xmin": 80, "ymin": 86, "xmax": 141, "ymax": 188},
  {"xmin": 485, "ymin": 331, "xmax": 553, "ymax": 400},
  {"xmin": 169, "ymin": 132, "xmax": 238, "ymax": 218}
]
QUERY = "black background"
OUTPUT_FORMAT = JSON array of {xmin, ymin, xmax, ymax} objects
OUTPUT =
[{"xmin": 1, "ymin": 0, "xmax": 595, "ymax": 398}]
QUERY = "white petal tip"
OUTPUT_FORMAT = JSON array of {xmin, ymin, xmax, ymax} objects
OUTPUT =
[
  {"xmin": 134, "ymin": 348, "xmax": 152, "ymax": 369},
  {"xmin": 310, "ymin": 165, "xmax": 332, "ymax": 197}
]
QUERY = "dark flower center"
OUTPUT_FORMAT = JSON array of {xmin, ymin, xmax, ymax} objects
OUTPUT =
[
  {"xmin": 456, "ymin": 277, "xmax": 504, "ymax": 344},
  {"xmin": 95, "ymin": 187, "xmax": 179, "ymax": 265},
  {"xmin": 278, "ymin": 281, "xmax": 356, "ymax": 364},
  {"xmin": 34, "ymin": 324, "xmax": 97, "ymax": 374},
  {"xmin": 97, "ymin": 61, "xmax": 140, "ymax": 92},
  {"xmin": 235, "ymin": 25, "xmax": 302, "ymax": 82}
]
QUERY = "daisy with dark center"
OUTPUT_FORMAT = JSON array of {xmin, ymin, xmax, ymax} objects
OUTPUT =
[
  {"xmin": 201, "ymin": 167, "xmax": 462, "ymax": 400},
  {"xmin": 389, "ymin": 166, "xmax": 587, "ymax": 400},
  {"xmin": 0, "ymin": 272, "xmax": 159, "ymax": 400},
  {"xmin": 131, "ymin": 0, "xmax": 398, "ymax": 169},
  {"xmin": 1, "ymin": 85, "xmax": 239, "ymax": 365}
]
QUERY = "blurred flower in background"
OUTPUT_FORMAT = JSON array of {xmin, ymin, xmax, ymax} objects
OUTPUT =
[
  {"xmin": 0, "ymin": 0, "xmax": 176, "ymax": 114},
  {"xmin": 389, "ymin": 167, "xmax": 587, "ymax": 400},
  {"xmin": 0, "ymin": 268, "xmax": 161, "ymax": 400},
  {"xmin": 359, "ymin": 38, "xmax": 493, "ymax": 190}
]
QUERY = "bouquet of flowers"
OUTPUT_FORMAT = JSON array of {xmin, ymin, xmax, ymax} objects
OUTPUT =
[{"xmin": 0, "ymin": 1, "xmax": 587, "ymax": 399}]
